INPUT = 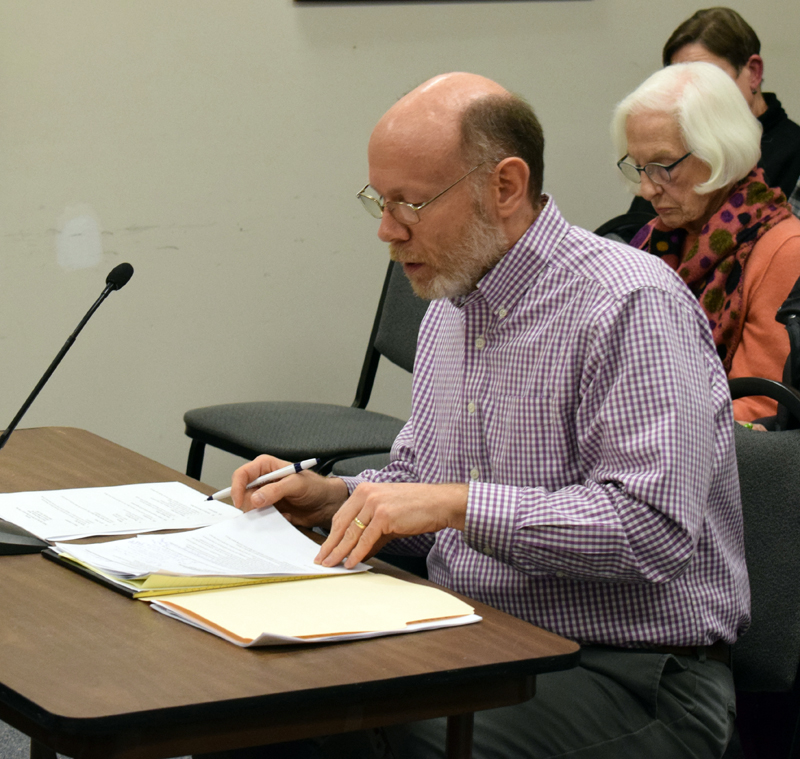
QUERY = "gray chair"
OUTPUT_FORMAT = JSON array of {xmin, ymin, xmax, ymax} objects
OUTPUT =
[
  {"xmin": 183, "ymin": 260, "xmax": 428, "ymax": 478},
  {"xmin": 331, "ymin": 452, "xmax": 393, "ymax": 477},
  {"xmin": 727, "ymin": 424, "xmax": 800, "ymax": 758}
]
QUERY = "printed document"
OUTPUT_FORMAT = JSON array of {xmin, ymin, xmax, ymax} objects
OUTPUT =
[
  {"xmin": 0, "ymin": 482, "xmax": 237, "ymax": 541},
  {"xmin": 53, "ymin": 506, "xmax": 368, "ymax": 579}
]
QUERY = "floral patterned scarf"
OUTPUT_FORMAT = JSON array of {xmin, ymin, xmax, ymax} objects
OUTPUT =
[{"xmin": 630, "ymin": 168, "xmax": 792, "ymax": 370}]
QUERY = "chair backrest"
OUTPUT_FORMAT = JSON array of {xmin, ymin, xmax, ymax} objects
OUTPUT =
[
  {"xmin": 732, "ymin": 425, "xmax": 800, "ymax": 692},
  {"xmin": 593, "ymin": 211, "xmax": 657, "ymax": 245},
  {"xmin": 352, "ymin": 260, "xmax": 429, "ymax": 409},
  {"xmin": 374, "ymin": 260, "xmax": 429, "ymax": 372},
  {"xmin": 778, "ymin": 273, "xmax": 800, "ymax": 393},
  {"xmin": 730, "ymin": 272, "xmax": 800, "ymax": 430}
]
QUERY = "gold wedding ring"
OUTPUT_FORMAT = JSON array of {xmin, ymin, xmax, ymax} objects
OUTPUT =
[{"xmin": 353, "ymin": 517, "xmax": 367, "ymax": 530}]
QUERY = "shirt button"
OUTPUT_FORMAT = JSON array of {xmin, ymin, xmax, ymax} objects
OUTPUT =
[
  {"xmin": 556, "ymin": 571, "xmax": 565, "ymax": 579},
  {"xmin": 467, "ymin": 401, "xmax": 476, "ymax": 414},
  {"xmin": 474, "ymin": 336, "xmax": 486, "ymax": 350},
  {"xmin": 470, "ymin": 468, "xmax": 480, "ymax": 480},
  {"xmin": 482, "ymin": 546, "xmax": 494, "ymax": 557},
  {"xmin": 497, "ymin": 307, "xmax": 508, "ymax": 319}
]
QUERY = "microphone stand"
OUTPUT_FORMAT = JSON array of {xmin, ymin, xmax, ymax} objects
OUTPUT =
[{"xmin": 0, "ymin": 268, "xmax": 132, "ymax": 451}]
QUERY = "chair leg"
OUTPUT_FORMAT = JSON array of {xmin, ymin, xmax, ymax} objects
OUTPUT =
[
  {"xmin": 790, "ymin": 697, "xmax": 800, "ymax": 759},
  {"xmin": 30, "ymin": 739, "xmax": 57, "ymax": 759},
  {"xmin": 186, "ymin": 439, "xmax": 206, "ymax": 480}
]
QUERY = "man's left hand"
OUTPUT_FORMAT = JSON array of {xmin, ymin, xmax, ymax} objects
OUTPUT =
[{"xmin": 315, "ymin": 482, "xmax": 469, "ymax": 569}]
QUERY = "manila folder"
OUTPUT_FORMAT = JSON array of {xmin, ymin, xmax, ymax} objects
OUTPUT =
[{"xmin": 149, "ymin": 572, "xmax": 480, "ymax": 646}]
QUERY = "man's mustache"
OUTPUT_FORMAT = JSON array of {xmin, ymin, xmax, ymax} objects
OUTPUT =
[{"xmin": 389, "ymin": 244, "xmax": 413, "ymax": 262}]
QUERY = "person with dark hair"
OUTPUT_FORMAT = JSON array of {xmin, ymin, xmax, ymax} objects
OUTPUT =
[
  {"xmin": 214, "ymin": 72, "xmax": 748, "ymax": 758},
  {"xmin": 663, "ymin": 7, "xmax": 763, "ymax": 111},
  {"xmin": 624, "ymin": 7, "xmax": 800, "ymax": 226}
]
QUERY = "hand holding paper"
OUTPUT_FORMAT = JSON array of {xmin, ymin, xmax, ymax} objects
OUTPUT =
[{"xmin": 316, "ymin": 482, "xmax": 469, "ymax": 569}]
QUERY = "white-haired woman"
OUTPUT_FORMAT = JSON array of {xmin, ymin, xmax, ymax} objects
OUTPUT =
[{"xmin": 612, "ymin": 61, "xmax": 800, "ymax": 422}]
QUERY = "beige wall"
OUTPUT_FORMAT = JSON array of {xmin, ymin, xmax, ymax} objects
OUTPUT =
[{"xmin": 1, "ymin": 0, "xmax": 798, "ymax": 487}]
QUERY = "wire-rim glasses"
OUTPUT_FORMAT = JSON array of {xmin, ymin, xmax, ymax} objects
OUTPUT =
[
  {"xmin": 356, "ymin": 162, "xmax": 487, "ymax": 226},
  {"xmin": 617, "ymin": 152, "xmax": 692, "ymax": 185}
]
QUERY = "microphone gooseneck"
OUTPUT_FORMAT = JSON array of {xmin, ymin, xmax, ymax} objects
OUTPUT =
[{"xmin": 0, "ymin": 264, "xmax": 135, "ymax": 451}]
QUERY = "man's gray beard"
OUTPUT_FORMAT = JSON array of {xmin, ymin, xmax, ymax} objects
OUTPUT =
[{"xmin": 395, "ymin": 210, "xmax": 508, "ymax": 301}]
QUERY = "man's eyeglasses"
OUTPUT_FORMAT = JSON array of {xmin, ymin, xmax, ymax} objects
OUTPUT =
[
  {"xmin": 616, "ymin": 152, "xmax": 692, "ymax": 185},
  {"xmin": 356, "ymin": 162, "xmax": 486, "ymax": 226}
]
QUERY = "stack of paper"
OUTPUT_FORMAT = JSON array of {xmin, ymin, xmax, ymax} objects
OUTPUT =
[
  {"xmin": 149, "ymin": 573, "xmax": 480, "ymax": 646},
  {"xmin": 41, "ymin": 496, "xmax": 482, "ymax": 646},
  {"xmin": 51, "ymin": 506, "xmax": 369, "ymax": 597},
  {"xmin": 0, "ymin": 482, "xmax": 238, "ymax": 541}
]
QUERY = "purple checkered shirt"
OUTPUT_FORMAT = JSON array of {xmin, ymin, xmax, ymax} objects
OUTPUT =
[{"xmin": 343, "ymin": 197, "xmax": 750, "ymax": 647}]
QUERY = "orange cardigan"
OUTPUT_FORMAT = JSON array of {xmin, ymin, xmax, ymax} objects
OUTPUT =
[{"xmin": 729, "ymin": 215, "xmax": 800, "ymax": 421}]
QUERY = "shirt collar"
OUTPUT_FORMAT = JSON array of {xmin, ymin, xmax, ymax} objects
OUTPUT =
[{"xmin": 451, "ymin": 195, "xmax": 569, "ymax": 314}]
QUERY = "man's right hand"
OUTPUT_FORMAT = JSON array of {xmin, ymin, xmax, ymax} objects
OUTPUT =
[{"xmin": 230, "ymin": 455, "xmax": 349, "ymax": 531}]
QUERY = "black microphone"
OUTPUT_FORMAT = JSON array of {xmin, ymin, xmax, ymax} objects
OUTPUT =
[
  {"xmin": 106, "ymin": 262, "xmax": 134, "ymax": 291},
  {"xmin": 0, "ymin": 263, "xmax": 134, "ymax": 452}
]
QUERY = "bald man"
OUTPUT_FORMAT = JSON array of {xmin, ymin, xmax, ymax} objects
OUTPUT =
[{"xmin": 222, "ymin": 73, "xmax": 748, "ymax": 758}]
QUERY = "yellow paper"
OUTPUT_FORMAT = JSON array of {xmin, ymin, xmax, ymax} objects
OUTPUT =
[{"xmin": 58, "ymin": 553, "xmax": 328, "ymax": 597}]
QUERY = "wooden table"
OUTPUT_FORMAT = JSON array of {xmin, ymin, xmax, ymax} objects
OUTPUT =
[{"xmin": 0, "ymin": 427, "xmax": 579, "ymax": 759}]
